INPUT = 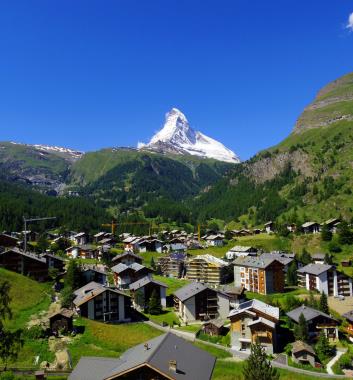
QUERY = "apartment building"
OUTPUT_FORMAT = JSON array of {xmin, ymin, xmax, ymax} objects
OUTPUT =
[
  {"xmin": 297, "ymin": 263, "xmax": 353, "ymax": 296},
  {"xmin": 233, "ymin": 255, "xmax": 285, "ymax": 295},
  {"xmin": 186, "ymin": 254, "xmax": 231, "ymax": 285}
]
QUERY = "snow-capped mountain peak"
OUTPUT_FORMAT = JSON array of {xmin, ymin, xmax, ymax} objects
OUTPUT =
[{"xmin": 139, "ymin": 108, "xmax": 240, "ymax": 163}]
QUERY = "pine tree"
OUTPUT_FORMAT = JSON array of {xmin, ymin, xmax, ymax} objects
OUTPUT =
[
  {"xmin": 242, "ymin": 341, "xmax": 279, "ymax": 380},
  {"xmin": 294, "ymin": 312, "xmax": 309, "ymax": 342},
  {"xmin": 338, "ymin": 221, "xmax": 353, "ymax": 245},
  {"xmin": 319, "ymin": 292, "xmax": 329, "ymax": 314},
  {"xmin": 315, "ymin": 330, "xmax": 334, "ymax": 362},
  {"xmin": 286, "ymin": 260, "xmax": 297, "ymax": 286},
  {"xmin": 148, "ymin": 289, "xmax": 162, "ymax": 315},
  {"xmin": 321, "ymin": 224, "xmax": 332, "ymax": 241},
  {"xmin": 308, "ymin": 292, "xmax": 318, "ymax": 309},
  {"xmin": 324, "ymin": 253, "xmax": 333, "ymax": 265},
  {"xmin": 150, "ymin": 257, "xmax": 156, "ymax": 270},
  {"xmin": 300, "ymin": 248, "xmax": 312, "ymax": 265}
]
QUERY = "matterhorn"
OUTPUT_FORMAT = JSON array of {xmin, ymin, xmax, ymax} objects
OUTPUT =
[{"xmin": 138, "ymin": 108, "xmax": 240, "ymax": 163}]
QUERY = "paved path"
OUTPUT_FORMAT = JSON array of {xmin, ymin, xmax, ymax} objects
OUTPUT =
[{"xmin": 327, "ymin": 349, "xmax": 347, "ymax": 375}]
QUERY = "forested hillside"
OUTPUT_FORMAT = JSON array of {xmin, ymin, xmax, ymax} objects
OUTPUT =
[{"xmin": 0, "ymin": 180, "xmax": 109, "ymax": 232}]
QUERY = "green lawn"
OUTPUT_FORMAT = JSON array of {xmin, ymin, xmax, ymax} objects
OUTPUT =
[
  {"xmin": 142, "ymin": 307, "xmax": 179, "ymax": 326},
  {"xmin": 212, "ymin": 360, "xmax": 349, "ymax": 380},
  {"xmin": 68, "ymin": 318, "xmax": 162, "ymax": 365},
  {"xmin": 176, "ymin": 324, "xmax": 202, "ymax": 333},
  {"xmin": 0, "ymin": 268, "xmax": 52, "ymax": 330},
  {"xmin": 153, "ymin": 275, "xmax": 190, "ymax": 296}
]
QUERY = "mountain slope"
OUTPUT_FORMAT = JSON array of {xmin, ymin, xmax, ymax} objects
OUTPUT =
[
  {"xmin": 192, "ymin": 72, "xmax": 353, "ymax": 225},
  {"xmin": 0, "ymin": 141, "xmax": 81, "ymax": 193},
  {"xmin": 68, "ymin": 148, "xmax": 232, "ymax": 213},
  {"xmin": 140, "ymin": 108, "xmax": 240, "ymax": 163}
]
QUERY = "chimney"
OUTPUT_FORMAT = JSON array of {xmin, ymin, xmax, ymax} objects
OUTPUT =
[{"xmin": 169, "ymin": 360, "xmax": 177, "ymax": 372}]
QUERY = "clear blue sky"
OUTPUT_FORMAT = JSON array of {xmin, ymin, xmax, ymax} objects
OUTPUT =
[{"xmin": 0, "ymin": 0, "xmax": 352, "ymax": 160}]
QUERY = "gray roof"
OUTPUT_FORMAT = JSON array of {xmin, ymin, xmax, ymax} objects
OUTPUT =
[
  {"xmin": 112, "ymin": 251, "xmax": 142, "ymax": 262},
  {"xmin": 174, "ymin": 282, "xmax": 209, "ymax": 302},
  {"xmin": 297, "ymin": 263, "xmax": 332, "ymax": 276},
  {"xmin": 258, "ymin": 253, "xmax": 293, "ymax": 266},
  {"xmin": 1, "ymin": 248, "xmax": 46, "ymax": 264},
  {"xmin": 229, "ymin": 299, "xmax": 279, "ymax": 320},
  {"xmin": 73, "ymin": 282, "xmax": 129, "ymax": 307},
  {"xmin": 292, "ymin": 340, "xmax": 315, "ymax": 356},
  {"xmin": 233, "ymin": 255, "xmax": 283, "ymax": 269},
  {"xmin": 129, "ymin": 276, "xmax": 168, "ymax": 291},
  {"xmin": 111, "ymin": 262, "xmax": 147, "ymax": 274},
  {"xmin": 69, "ymin": 333, "xmax": 216, "ymax": 380},
  {"xmin": 343, "ymin": 310, "xmax": 353, "ymax": 323},
  {"xmin": 287, "ymin": 305, "xmax": 337, "ymax": 323}
]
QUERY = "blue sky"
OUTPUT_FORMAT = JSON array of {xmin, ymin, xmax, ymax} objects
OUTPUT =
[{"xmin": 0, "ymin": 0, "xmax": 352, "ymax": 160}]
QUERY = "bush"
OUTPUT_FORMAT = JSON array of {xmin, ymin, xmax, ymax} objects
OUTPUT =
[
  {"xmin": 22, "ymin": 325, "xmax": 46, "ymax": 340},
  {"xmin": 328, "ymin": 241, "xmax": 342, "ymax": 253},
  {"xmin": 0, "ymin": 372, "xmax": 15, "ymax": 380}
]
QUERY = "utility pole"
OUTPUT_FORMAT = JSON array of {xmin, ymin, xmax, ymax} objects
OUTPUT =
[{"xmin": 23, "ymin": 216, "xmax": 57, "ymax": 252}]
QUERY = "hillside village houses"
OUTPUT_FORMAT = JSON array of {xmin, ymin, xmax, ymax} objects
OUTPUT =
[
  {"xmin": 111, "ymin": 262, "xmax": 153, "ymax": 289},
  {"xmin": 129, "ymin": 276, "xmax": 168, "ymax": 310},
  {"xmin": 225, "ymin": 245, "xmax": 258, "ymax": 260}
]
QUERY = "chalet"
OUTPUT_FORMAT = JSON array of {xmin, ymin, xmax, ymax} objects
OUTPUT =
[
  {"xmin": 297, "ymin": 263, "xmax": 353, "ymax": 296},
  {"xmin": 292, "ymin": 341, "xmax": 316, "ymax": 367},
  {"xmin": 174, "ymin": 282, "xmax": 231, "ymax": 323},
  {"xmin": 287, "ymin": 305, "xmax": 338, "ymax": 341},
  {"xmin": 301, "ymin": 222, "xmax": 320, "ymax": 234},
  {"xmin": 49, "ymin": 308, "xmax": 74, "ymax": 334},
  {"xmin": 73, "ymin": 232, "xmax": 89, "ymax": 245},
  {"xmin": 93, "ymin": 232, "xmax": 107, "ymax": 243},
  {"xmin": 186, "ymin": 254, "xmax": 231, "ymax": 285},
  {"xmin": 312, "ymin": 253, "xmax": 325, "ymax": 264},
  {"xmin": 73, "ymin": 281, "xmax": 131, "ymax": 322},
  {"xmin": 264, "ymin": 221, "xmax": 274, "ymax": 234},
  {"xmin": 343, "ymin": 310, "xmax": 353, "ymax": 336},
  {"xmin": 111, "ymin": 251, "xmax": 143, "ymax": 265},
  {"xmin": 229, "ymin": 299, "xmax": 279, "ymax": 354},
  {"xmin": 233, "ymin": 255, "xmax": 285, "ymax": 295},
  {"xmin": 286, "ymin": 223, "xmax": 297, "ymax": 233},
  {"xmin": 122, "ymin": 236, "xmax": 143, "ymax": 252},
  {"xmin": 322, "ymin": 218, "xmax": 341, "ymax": 233},
  {"xmin": 22, "ymin": 230, "xmax": 39, "ymax": 242},
  {"xmin": 111, "ymin": 262, "xmax": 153, "ymax": 289},
  {"xmin": 0, "ymin": 233, "xmax": 19, "ymax": 248},
  {"xmin": 169, "ymin": 243, "xmax": 187, "ymax": 254},
  {"xmin": 66, "ymin": 245, "xmax": 100, "ymax": 260},
  {"xmin": 129, "ymin": 276, "xmax": 167, "ymax": 310},
  {"xmin": 69, "ymin": 333, "xmax": 216, "ymax": 380},
  {"xmin": 41, "ymin": 253, "xmax": 66, "ymax": 272},
  {"xmin": 0, "ymin": 248, "xmax": 48, "ymax": 281},
  {"xmin": 81, "ymin": 265, "xmax": 108, "ymax": 285},
  {"xmin": 220, "ymin": 285, "xmax": 245, "ymax": 307},
  {"xmin": 205, "ymin": 235, "xmax": 224, "ymax": 247},
  {"xmin": 202, "ymin": 319, "xmax": 226, "ymax": 336},
  {"xmin": 226, "ymin": 245, "xmax": 257, "ymax": 260},
  {"xmin": 157, "ymin": 253, "xmax": 186, "ymax": 278}
]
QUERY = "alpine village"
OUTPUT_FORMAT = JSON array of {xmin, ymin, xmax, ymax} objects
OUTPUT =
[{"xmin": 3, "ymin": 4, "xmax": 353, "ymax": 380}]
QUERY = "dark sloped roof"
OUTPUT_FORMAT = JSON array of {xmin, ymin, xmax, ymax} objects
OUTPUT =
[
  {"xmin": 297, "ymin": 263, "xmax": 332, "ymax": 275},
  {"xmin": 287, "ymin": 305, "xmax": 337, "ymax": 323},
  {"xmin": 1, "ymin": 248, "xmax": 46, "ymax": 264},
  {"xmin": 112, "ymin": 251, "xmax": 142, "ymax": 262},
  {"xmin": 343, "ymin": 310, "xmax": 353, "ymax": 323},
  {"xmin": 292, "ymin": 340, "xmax": 315, "ymax": 356},
  {"xmin": 69, "ymin": 333, "xmax": 216, "ymax": 380},
  {"xmin": 233, "ymin": 255, "xmax": 283, "ymax": 269},
  {"xmin": 174, "ymin": 282, "xmax": 209, "ymax": 302},
  {"xmin": 129, "ymin": 276, "xmax": 168, "ymax": 291}
]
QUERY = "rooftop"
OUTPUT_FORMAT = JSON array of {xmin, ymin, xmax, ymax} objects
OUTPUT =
[
  {"xmin": 69, "ymin": 333, "xmax": 216, "ymax": 380},
  {"xmin": 297, "ymin": 263, "xmax": 332, "ymax": 276},
  {"xmin": 287, "ymin": 305, "xmax": 337, "ymax": 323}
]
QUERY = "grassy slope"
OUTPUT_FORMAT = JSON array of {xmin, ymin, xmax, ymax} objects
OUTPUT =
[
  {"xmin": 0, "ymin": 269, "xmax": 53, "ymax": 368},
  {"xmin": 68, "ymin": 318, "xmax": 162, "ymax": 365},
  {"xmin": 0, "ymin": 268, "xmax": 52, "ymax": 330}
]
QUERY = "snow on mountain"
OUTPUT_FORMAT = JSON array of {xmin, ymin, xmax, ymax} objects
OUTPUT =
[
  {"xmin": 10, "ymin": 142, "xmax": 83, "ymax": 160},
  {"xmin": 138, "ymin": 108, "xmax": 240, "ymax": 163}
]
